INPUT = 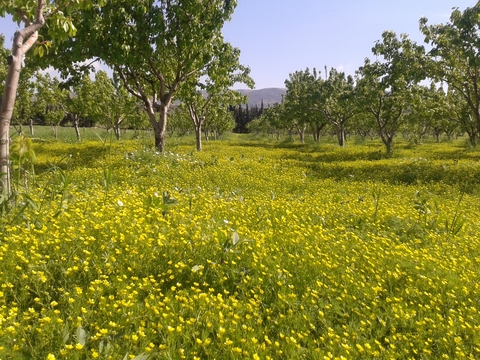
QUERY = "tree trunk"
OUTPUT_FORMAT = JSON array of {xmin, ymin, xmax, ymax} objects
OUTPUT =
[
  {"xmin": 298, "ymin": 125, "xmax": 306, "ymax": 144},
  {"xmin": 466, "ymin": 130, "xmax": 477, "ymax": 147},
  {"xmin": 195, "ymin": 124, "xmax": 203, "ymax": 151},
  {"xmin": 445, "ymin": 129, "xmax": 454, "ymax": 140},
  {"xmin": 29, "ymin": 118, "xmax": 34, "ymax": 135},
  {"xmin": 0, "ymin": 12, "xmax": 43, "ymax": 198},
  {"xmin": 0, "ymin": 47, "xmax": 24, "ymax": 196},
  {"xmin": 383, "ymin": 136, "xmax": 394, "ymax": 155},
  {"xmin": 310, "ymin": 123, "xmax": 318, "ymax": 142},
  {"xmin": 336, "ymin": 122, "xmax": 346, "ymax": 147},
  {"xmin": 52, "ymin": 125, "xmax": 58, "ymax": 139},
  {"xmin": 113, "ymin": 124, "xmax": 121, "ymax": 140},
  {"xmin": 155, "ymin": 105, "xmax": 168, "ymax": 152},
  {"xmin": 310, "ymin": 123, "xmax": 323, "ymax": 142},
  {"xmin": 74, "ymin": 115, "xmax": 81, "ymax": 142}
]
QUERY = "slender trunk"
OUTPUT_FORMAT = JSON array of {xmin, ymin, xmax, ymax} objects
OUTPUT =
[
  {"xmin": 336, "ymin": 122, "xmax": 346, "ymax": 147},
  {"xmin": 74, "ymin": 115, "xmax": 81, "ymax": 142},
  {"xmin": 113, "ymin": 124, "xmax": 121, "ymax": 140},
  {"xmin": 310, "ymin": 123, "xmax": 318, "ymax": 142},
  {"xmin": 155, "ymin": 104, "xmax": 169, "ymax": 152},
  {"xmin": 0, "ymin": 48, "xmax": 24, "ymax": 196},
  {"xmin": 467, "ymin": 130, "xmax": 477, "ymax": 147},
  {"xmin": 383, "ymin": 136, "xmax": 394, "ymax": 155},
  {"xmin": 298, "ymin": 125, "xmax": 306, "ymax": 144},
  {"xmin": 29, "ymin": 118, "xmax": 34, "ymax": 135},
  {"xmin": 113, "ymin": 118, "xmax": 123, "ymax": 140},
  {"xmin": 53, "ymin": 125, "xmax": 58, "ymax": 139},
  {"xmin": 195, "ymin": 124, "xmax": 202, "ymax": 151}
]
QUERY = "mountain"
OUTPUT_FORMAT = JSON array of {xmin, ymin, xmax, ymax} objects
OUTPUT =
[{"xmin": 236, "ymin": 88, "xmax": 285, "ymax": 107}]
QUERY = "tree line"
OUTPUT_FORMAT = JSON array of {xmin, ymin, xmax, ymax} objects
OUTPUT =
[{"xmin": 249, "ymin": 3, "xmax": 480, "ymax": 154}]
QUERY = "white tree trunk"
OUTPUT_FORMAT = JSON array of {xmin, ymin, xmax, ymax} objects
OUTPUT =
[{"xmin": 0, "ymin": 2, "xmax": 44, "ymax": 197}]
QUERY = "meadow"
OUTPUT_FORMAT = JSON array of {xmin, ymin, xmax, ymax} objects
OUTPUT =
[{"xmin": 1, "ymin": 127, "xmax": 480, "ymax": 359}]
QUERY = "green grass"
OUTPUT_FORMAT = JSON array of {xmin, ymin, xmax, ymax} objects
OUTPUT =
[{"xmin": 1, "ymin": 128, "xmax": 480, "ymax": 359}]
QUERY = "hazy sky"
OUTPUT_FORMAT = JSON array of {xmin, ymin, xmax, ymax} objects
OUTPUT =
[{"xmin": 0, "ymin": 1, "xmax": 476, "ymax": 89}]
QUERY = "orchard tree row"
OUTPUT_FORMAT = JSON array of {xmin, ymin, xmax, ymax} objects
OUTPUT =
[
  {"xmin": 0, "ymin": 0, "xmax": 253, "ymax": 197},
  {"xmin": 0, "ymin": 53, "xmax": 148, "ymax": 140},
  {"xmin": 250, "ymin": 3, "xmax": 480, "ymax": 154}
]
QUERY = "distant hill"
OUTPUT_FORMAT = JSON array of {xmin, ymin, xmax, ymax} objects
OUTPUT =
[{"xmin": 236, "ymin": 88, "xmax": 285, "ymax": 107}]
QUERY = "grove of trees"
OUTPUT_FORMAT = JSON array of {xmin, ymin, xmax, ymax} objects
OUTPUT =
[
  {"xmin": 250, "ymin": 4, "xmax": 480, "ymax": 154},
  {"xmin": 2, "ymin": 2, "xmax": 480, "ymax": 198},
  {"xmin": 0, "ymin": 0, "xmax": 253, "ymax": 198}
]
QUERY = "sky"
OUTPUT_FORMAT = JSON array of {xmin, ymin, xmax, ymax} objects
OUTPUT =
[
  {"xmin": 221, "ymin": 0, "xmax": 476, "ymax": 88},
  {"xmin": 0, "ymin": 0, "xmax": 477, "ymax": 89}
]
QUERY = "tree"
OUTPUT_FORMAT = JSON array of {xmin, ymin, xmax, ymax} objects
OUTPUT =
[
  {"xmin": 444, "ymin": 88, "xmax": 477, "ymax": 145},
  {"xmin": 420, "ymin": 4, "xmax": 480, "ymax": 144},
  {"xmin": 403, "ymin": 83, "xmax": 451, "ymax": 143},
  {"xmin": 318, "ymin": 68, "xmax": 357, "ymax": 146},
  {"xmin": 203, "ymin": 105, "xmax": 236, "ymax": 140},
  {"xmin": 53, "ymin": 74, "xmax": 96, "ymax": 142},
  {"xmin": 39, "ymin": 0, "xmax": 243, "ymax": 152},
  {"xmin": 0, "ymin": 0, "xmax": 100, "ymax": 197},
  {"xmin": 34, "ymin": 73, "xmax": 65, "ymax": 138},
  {"xmin": 90, "ymin": 71, "xmax": 138, "ymax": 140},
  {"xmin": 356, "ymin": 31, "xmax": 426, "ymax": 154},
  {"xmin": 254, "ymin": 102, "xmax": 287, "ymax": 139},
  {"xmin": 167, "ymin": 105, "xmax": 191, "ymax": 136},
  {"xmin": 284, "ymin": 68, "xmax": 321, "ymax": 143},
  {"xmin": 181, "ymin": 41, "xmax": 253, "ymax": 151}
]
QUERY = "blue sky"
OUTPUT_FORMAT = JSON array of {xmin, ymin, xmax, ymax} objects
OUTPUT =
[
  {"xmin": 0, "ymin": 1, "xmax": 476, "ymax": 89},
  {"xmin": 222, "ymin": 0, "xmax": 475, "ymax": 88}
]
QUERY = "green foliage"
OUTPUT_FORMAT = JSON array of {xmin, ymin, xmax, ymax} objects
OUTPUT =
[
  {"xmin": 0, "ymin": 34, "xmax": 9, "ymax": 87},
  {"xmin": 32, "ymin": 0, "xmax": 245, "ymax": 151},
  {"xmin": 10, "ymin": 133, "xmax": 37, "ymax": 188},
  {"xmin": 356, "ymin": 31, "xmax": 427, "ymax": 154},
  {"xmin": 420, "ymin": 3, "xmax": 480, "ymax": 139},
  {"xmin": 283, "ymin": 67, "xmax": 326, "ymax": 142}
]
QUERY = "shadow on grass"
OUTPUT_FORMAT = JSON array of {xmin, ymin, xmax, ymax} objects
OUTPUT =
[
  {"xmin": 261, "ymin": 140, "xmax": 480, "ymax": 191},
  {"xmin": 33, "ymin": 141, "xmax": 122, "ymax": 174}
]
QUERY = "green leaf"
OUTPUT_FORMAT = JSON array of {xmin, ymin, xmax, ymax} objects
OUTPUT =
[
  {"xmin": 76, "ymin": 325, "xmax": 87, "ymax": 345},
  {"xmin": 232, "ymin": 231, "xmax": 240, "ymax": 246},
  {"xmin": 62, "ymin": 323, "xmax": 70, "ymax": 344},
  {"xmin": 132, "ymin": 353, "xmax": 151, "ymax": 360}
]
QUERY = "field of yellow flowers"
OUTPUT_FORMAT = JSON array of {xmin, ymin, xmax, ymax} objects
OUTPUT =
[{"xmin": 2, "ymin": 134, "xmax": 480, "ymax": 359}]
